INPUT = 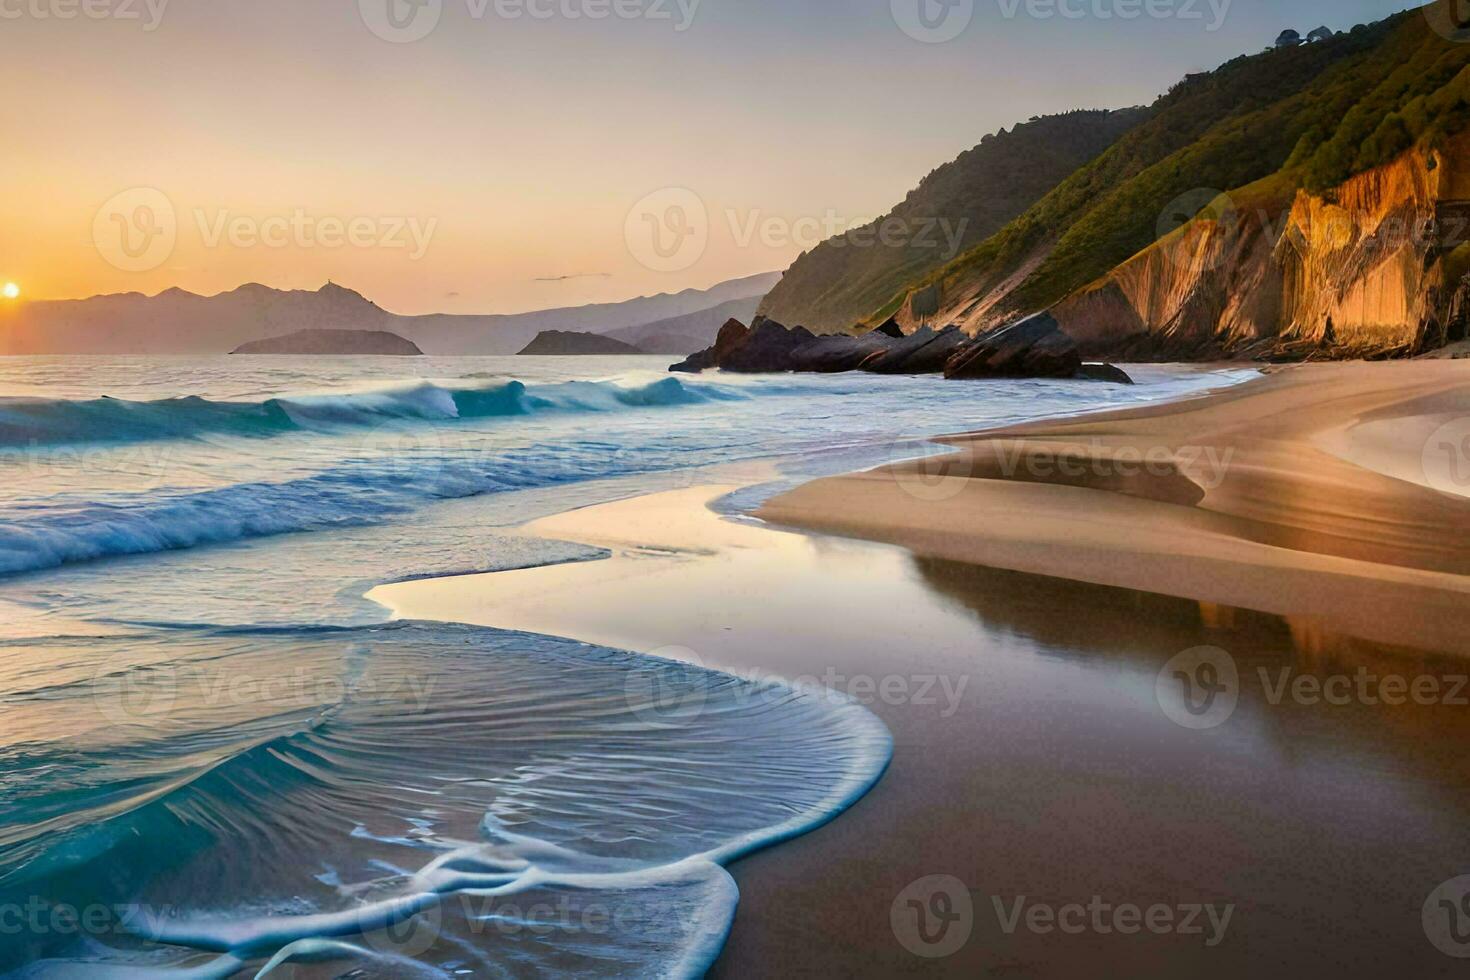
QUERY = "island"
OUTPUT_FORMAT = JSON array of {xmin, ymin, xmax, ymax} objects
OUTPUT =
[
  {"xmin": 230, "ymin": 329, "xmax": 424, "ymax": 356},
  {"xmin": 516, "ymin": 330, "xmax": 647, "ymax": 355}
]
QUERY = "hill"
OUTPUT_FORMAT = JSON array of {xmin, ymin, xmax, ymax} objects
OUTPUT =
[
  {"xmin": 757, "ymin": 108, "xmax": 1147, "ymax": 333},
  {"xmin": 863, "ymin": 4, "xmax": 1470, "ymax": 359}
]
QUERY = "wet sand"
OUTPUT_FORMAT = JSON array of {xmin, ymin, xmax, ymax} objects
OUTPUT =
[
  {"xmin": 761, "ymin": 361, "xmax": 1470, "ymax": 656},
  {"xmin": 374, "ymin": 471, "xmax": 1470, "ymax": 976}
]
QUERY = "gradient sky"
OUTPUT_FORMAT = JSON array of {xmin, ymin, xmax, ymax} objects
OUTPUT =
[{"xmin": 0, "ymin": 0, "xmax": 1409, "ymax": 314}]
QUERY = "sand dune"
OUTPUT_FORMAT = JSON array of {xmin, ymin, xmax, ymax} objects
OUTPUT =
[{"xmin": 761, "ymin": 362, "xmax": 1470, "ymax": 656}]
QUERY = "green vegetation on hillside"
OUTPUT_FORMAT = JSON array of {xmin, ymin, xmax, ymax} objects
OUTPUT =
[
  {"xmin": 888, "ymin": 8, "xmax": 1470, "ymax": 326},
  {"xmin": 757, "ymin": 108, "xmax": 1147, "ymax": 332}
]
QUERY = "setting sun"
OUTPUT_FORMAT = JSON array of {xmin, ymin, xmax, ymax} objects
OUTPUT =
[{"xmin": 2, "ymin": 283, "xmax": 18, "ymax": 300}]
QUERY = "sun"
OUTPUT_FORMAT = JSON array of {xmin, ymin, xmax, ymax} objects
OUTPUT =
[{"xmin": 2, "ymin": 283, "xmax": 18, "ymax": 300}]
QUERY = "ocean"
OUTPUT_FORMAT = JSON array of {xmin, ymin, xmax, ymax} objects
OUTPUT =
[{"xmin": 0, "ymin": 355, "xmax": 1253, "ymax": 977}]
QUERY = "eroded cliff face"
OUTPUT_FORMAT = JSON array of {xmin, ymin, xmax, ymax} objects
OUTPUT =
[{"xmin": 1049, "ymin": 138, "xmax": 1470, "ymax": 360}]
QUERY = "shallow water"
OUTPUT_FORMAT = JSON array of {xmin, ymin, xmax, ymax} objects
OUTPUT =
[{"xmin": 0, "ymin": 355, "xmax": 1251, "ymax": 977}]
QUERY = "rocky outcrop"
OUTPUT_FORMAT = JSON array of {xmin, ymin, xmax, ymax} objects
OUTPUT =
[
  {"xmin": 871, "ymin": 317, "xmax": 906, "ymax": 339},
  {"xmin": 862, "ymin": 326, "xmax": 973, "ymax": 374},
  {"xmin": 231, "ymin": 329, "xmax": 422, "ymax": 355},
  {"xmin": 671, "ymin": 315, "xmax": 1129, "ymax": 383},
  {"xmin": 944, "ymin": 312, "xmax": 1081, "ymax": 379},
  {"xmin": 1077, "ymin": 363, "xmax": 1136, "ymax": 384}
]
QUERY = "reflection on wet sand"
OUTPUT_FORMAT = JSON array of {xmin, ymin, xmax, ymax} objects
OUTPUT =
[{"xmin": 378, "ymin": 484, "xmax": 1470, "ymax": 978}]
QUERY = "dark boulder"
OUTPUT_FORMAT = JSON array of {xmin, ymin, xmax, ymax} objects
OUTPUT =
[
  {"xmin": 944, "ymin": 312, "xmax": 1082, "ymax": 380},
  {"xmin": 712, "ymin": 317, "xmax": 750, "ymax": 360},
  {"xmin": 1077, "ymin": 363, "xmax": 1135, "ymax": 384},
  {"xmin": 670, "ymin": 348, "xmax": 717, "ymax": 373},
  {"xmin": 870, "ymin": 316, "xmax": 905, "ymax": 339},
  {"xmin": 866, "ymin": 326, "xmax": 973, "ymax": 375},
  {"xmin": 789, "ymin": 331, "xmax": 895, "ymax": 373},
  {"xmin": 717, "ymin": 317, "xmax": 816, "ymax": 373},
  {"xmin": 670, "ymin": 317, "xmax": 750, "ymax": 373}
]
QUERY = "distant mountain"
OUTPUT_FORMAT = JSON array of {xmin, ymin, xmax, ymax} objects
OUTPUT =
[
  {"xmin": 0, "ymin": 272, "xmax": 781, "ymax": 355},
  {"xmin": 398, "ymin": 271, "xmax": 780, "ymax": 355},
  {"xmin": 757, "ymin": 109, "xmax": 1146, "ymax": 333},
  {"xmin": 517, "ymin": 331, "xmax": 646, "ymax": 355},
  {"xmin": 605, "ymin": 295, "xmax": 764, "ymax": 354},
  {"xmin": 232, "ymin": 329, "xmax": 422, "ymax": 355}
]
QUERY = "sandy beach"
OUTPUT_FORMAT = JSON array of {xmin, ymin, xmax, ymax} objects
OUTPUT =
[
  {"xmin": 764, "ymin": 361, "xmax": 1470, "ymax": 656},
  {"xmin": 372, "ymin": 360, "xmax": 1470, "ymax": 977}
]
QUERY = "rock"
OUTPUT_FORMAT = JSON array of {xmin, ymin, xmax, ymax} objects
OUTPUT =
[
  {"xmin": 870, "ymin": 317, "xmax": 905, "ymax": 339},
  {"xmin": 719, "ymin": 318, "xmax": 817, "ymax": 373},
  {"xmin": 670, "ymin": 318, "xmax": 750, "ymax": 372},
  {"xmin": 1077, "ymin": 363, "xmax": 1135, "ymax": 384},
  {"xmin": 865, "ymin": 326, "xmax": 973, "ymax": 375},
  {"xmin": 712, "ymin": 318, "xmax": 751, "ymax": 360},
  {"xmin": 944, "ymin": 312, "xmax": 1082, "ymax": 380},
  {"xmin": 788, "ymin": 331, "xmax": 896, "ymax": 373},
  {"xmin": 670, "ymin": 312, "xmax": 1090, "ymax": 382}
]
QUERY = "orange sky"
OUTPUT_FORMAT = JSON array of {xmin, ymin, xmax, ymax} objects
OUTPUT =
[{"xmin": 0, "ymin": 0, "xmax": 1397, "ymax": 315}]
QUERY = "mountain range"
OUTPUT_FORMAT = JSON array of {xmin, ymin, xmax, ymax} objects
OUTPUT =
[{"xmin": 0, "ymin": 273, "xmax": 780, "ymax": 356}]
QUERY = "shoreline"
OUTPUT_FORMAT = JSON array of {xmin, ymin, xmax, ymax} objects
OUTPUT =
[
  {"xmin": 369, "ymin": 361, "xmax": 1470, "ymax": 975},
  {"xmin": 760, "ymin": 361, "xmax": 1470, "ymax": 657}
]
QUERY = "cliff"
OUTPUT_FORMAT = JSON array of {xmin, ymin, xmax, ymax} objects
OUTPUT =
[
  {"xmin": 774, "ymin": 6, "xmax": 1470, "ymax": 363},
  {"xmin": 231, "ymin": 329, "xmax": 423, "ymax": 355},
  {"xmin": 1053, "ymin": 136, "xmax": 1470, "ymax": 359}
]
